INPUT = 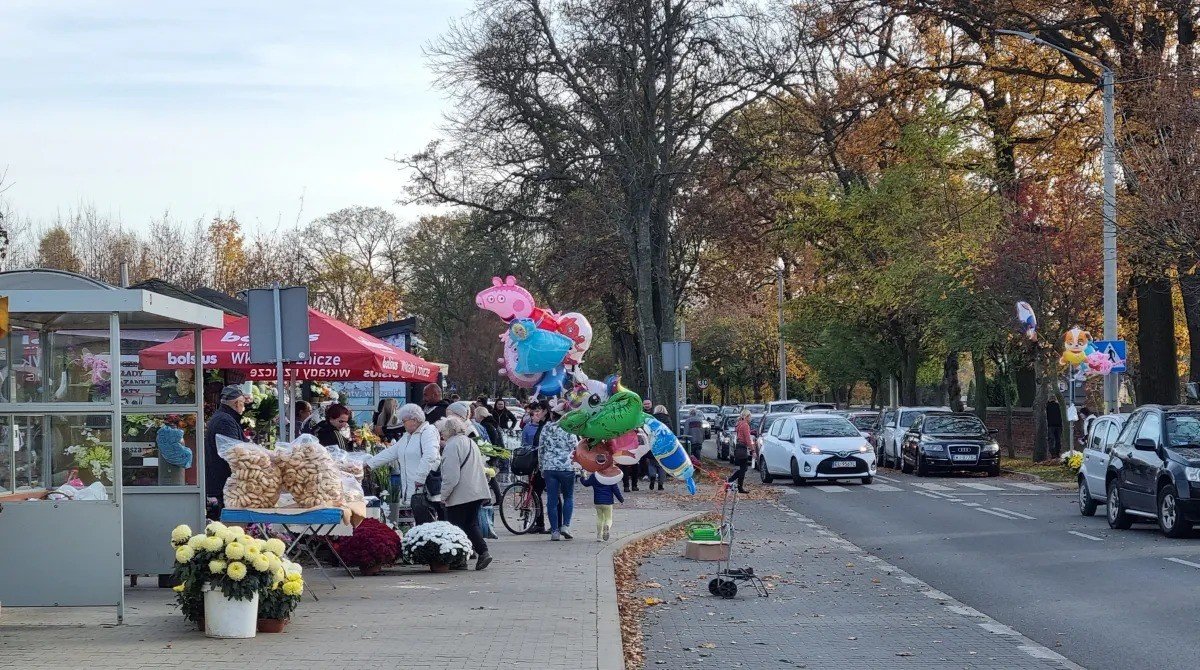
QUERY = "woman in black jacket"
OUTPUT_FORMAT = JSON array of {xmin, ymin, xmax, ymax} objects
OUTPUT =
[{"xmin": 310, "ymin": 403, "xmax": 352, "ymax": 451}]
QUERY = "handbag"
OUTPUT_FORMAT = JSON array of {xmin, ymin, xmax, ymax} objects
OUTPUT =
[
  {"xmin": 733, "ymin": 442, "xmax": 751, "ymax": 462},
  {"xmin": 417, "ymin": 429, "xmax": 444, "ymax": 496},
  {"xmin": 510, "ymin": 447, "xmax": 538, "ymax": 476}
]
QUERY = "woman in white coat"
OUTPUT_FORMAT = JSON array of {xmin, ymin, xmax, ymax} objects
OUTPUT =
[{"xmin": 365, "ymin": 403, "xmax": 442, "ymax": 524}]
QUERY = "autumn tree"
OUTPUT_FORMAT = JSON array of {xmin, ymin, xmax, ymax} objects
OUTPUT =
[{"xmin": 36, "ymin": 226, "xmax": 82, "ymax": 273}]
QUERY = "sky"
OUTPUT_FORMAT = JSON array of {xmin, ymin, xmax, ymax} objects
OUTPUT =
[{"xmin": 0, "ymin": 0, "xmax": 471, "ymax": 233}]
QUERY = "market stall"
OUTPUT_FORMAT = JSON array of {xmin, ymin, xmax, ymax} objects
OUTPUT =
[{"xmin": 0, "ymin": 269, "xmax": 222, "ymax": 622}]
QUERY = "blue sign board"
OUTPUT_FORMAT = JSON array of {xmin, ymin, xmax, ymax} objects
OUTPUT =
[{"xmin": 1092, "ymin": 339, "xmax": 1127, "ymax": 373}]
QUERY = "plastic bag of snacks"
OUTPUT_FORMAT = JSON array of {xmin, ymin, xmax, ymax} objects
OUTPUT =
[
  {"xmin": 272, "ymin": 434, "xmax": 344, "ymax": 508},
  {"xmin": 325, "ymin": 445, "xmax": 370, "ymax": 506},
  {"xmin": 216, "ymin": 435, "xmax": 282, "ymax": 508}
]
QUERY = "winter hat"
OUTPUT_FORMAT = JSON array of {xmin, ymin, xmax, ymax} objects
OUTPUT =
[
  {"xmin": 447, "ymin": 401, "xmax": 473, "ymax": 422},
  {"xmin": 220, "ymin": 385, "xmax": 248, "ymax": 402}
]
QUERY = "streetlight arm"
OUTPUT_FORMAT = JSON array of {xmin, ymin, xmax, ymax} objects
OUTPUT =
[{"xmin": 995, "ymin": 29, "xmax": 1112, "ymax": 76}]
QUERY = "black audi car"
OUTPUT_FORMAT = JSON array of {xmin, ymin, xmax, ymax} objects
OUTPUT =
[
  {"xmin": 1105, "ymin": 405, "xmax": 1200, "ymax": 537},
  {"xmin": 900, "ymin": 412, "xmax": 1001, "ymax": 477}
]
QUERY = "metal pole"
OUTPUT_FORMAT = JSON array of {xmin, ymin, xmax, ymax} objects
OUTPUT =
[
  {"xmin": 777, "ymin": 263, "xmax": 786, "ymax": 401},
  {"xmin": 679, "ymin": 322, "xmax": 687, "ymax": 406},
  {"xmin": 646, "ymin": 354, "xmax": 653, "ymax": 402},
  {"xmin": 1067, "ymin": 367, "xmax": 1076, "ymax": 454},
  {"xmin": 272, "ymin": 284, "xmax": 286, "ymax": 443},
  {"xmin": 1101, "ymin": 68, "xmax": 1119, "ymax": 415}
]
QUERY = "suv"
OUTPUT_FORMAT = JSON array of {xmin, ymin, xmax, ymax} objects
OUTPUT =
[
  {"xmin": 1105, "ymin": 405, "xmax": 1200, "ymax": 537},
  {"xmin": 1077, "ymin": 413, "xmax": 1128, "ymax": 516},
  {"xmin": 877, "ymin": 406, "xmax": 951, "ymax": 468}
]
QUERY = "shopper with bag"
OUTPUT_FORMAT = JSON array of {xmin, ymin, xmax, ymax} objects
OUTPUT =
[
  {"xmin": 365, "ymin": 403, "xmax": 443, "ymax": 524},
  {"xmin": 437, "ymin": 408, "xmax": 494, "ymax": 571},
  {"xmin": 728, "ymin": 409, "xmax": 754, "ymax": 493}
]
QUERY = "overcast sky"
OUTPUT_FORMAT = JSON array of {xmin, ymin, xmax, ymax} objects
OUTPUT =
[{"xmin": 0, "ymin": 0, "xmax": 469, "ymax": 232}]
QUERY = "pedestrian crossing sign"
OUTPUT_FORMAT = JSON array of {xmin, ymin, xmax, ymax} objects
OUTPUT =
[{"xmin": 1092, "ymin": 339, "xmax": 1127, "ymax": 373}]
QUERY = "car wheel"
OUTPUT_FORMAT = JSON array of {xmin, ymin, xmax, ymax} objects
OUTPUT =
[
  {"xmin": 900, "ymin": 453, "xmax": 913, "ymax": 474},
  {"xmin": 987, "ymin": 464, "xmax": 1000, "ymax": 478},
  {"xmin": 790, "ymin": 458, "xmax": 805, "ymax": 486},
  {"xmin": 1158, "ymin": 485, "xmax": 1193, "ymax": 538},
  {"xmin": 1077, "ymin": 477, "xmax": 1097, "ymax": 517},
  {"xmin": 861, "ymin": 475, "xmax": 873, "ymax": 485},
  {"xmin": 759, "ymin": 458, "xmax": 773, "ymax": 484},
  {"xmin": 915, "ymin": 454, "xmax": 929, "ymax": 477},
  {"xmin": 1107, "ymin": 480, "xmax": 1133, "ymax": 530}
]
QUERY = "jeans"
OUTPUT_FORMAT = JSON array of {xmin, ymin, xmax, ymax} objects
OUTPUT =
[
  {"xmin": 543, "ymin": 469, "xmax": 575, "ymax": 532},
  {"xmin": 446, "ymin": 500, "xmax": 488, "ymax": 556},
  {"xmin": 1048, "ymin": 425, "xmax": 1062, "ymax": 455},
  {"xmin": 643, "ymin": 457, "xmax": 664, "ymax": 483},
  {"xmin": 727, "ymin": 457, "xmax": 750, "ymax": 490}
]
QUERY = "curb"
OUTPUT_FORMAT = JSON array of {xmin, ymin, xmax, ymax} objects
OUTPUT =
[
  {"xmin": 595, "ymin": 510, "xmax": 707, "ymax": 670},
  {"xmin": 1001, "ymin": 468, "xmax": 1075, "ymax": 490}
]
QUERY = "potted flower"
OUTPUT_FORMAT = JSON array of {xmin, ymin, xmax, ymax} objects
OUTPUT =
[
  {"xmin": 169, "ymin": 522, "xmax": 289, "ymax": 638},
  {"xmin": 257, "ymin": 559, "xmax": 305, "ymax": 633},
  {"xmin": 401, "ymin": 521, "xmax": 473, "ymax": 573},
  {"xmin": 333, "ymin": 518, "xmax": 402, "ymax": 575}
]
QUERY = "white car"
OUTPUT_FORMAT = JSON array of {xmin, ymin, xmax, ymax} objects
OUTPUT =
[
  {"xmin": 1078, "ymin": 413, "xmax": 1128, "ymax": 516},
  {"xmin": 877, "ymin": 406, "xmax": 950, "ymax": 469},
  {"xmin": 758, "ymin": 414, "xmax": 877, "ymax": 485}
]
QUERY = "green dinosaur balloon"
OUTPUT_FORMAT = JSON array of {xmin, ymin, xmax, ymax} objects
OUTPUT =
[{"xmin": 558, "ymin": 389, "xmax": 645, "ymax": 440}]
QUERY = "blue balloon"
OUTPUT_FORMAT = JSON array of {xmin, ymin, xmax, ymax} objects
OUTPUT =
[
  {"xmin": 510, "ymin": 318, "xmax": 573, "ymax": 374},
  {"xmin": 536, "ymin": 365, "xmax": 567, "ymax": 395}
]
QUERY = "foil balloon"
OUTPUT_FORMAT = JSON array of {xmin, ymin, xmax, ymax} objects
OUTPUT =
[
  {"xmin": 643, "ymin": 415, "xmax": 696, "ymax": 495},
  {"xmin": 1085, "ymin": 351, "xmax": 1113, "ymax": 376},
  {"xmin": 1016, "ymin": 301, "xmax": 1037, "ymax": 341},
  {"xmin": 558, "ymin": 312, "xmax": 593, "ymax": 365},
  {"xmin": 558, "ymin": 390, "xmax": 646, "ymax": 440},
  {"xmin": 498, "ymin": 333, "xmax": 541, "ymax": 388},
  {"xmin": 510, "ymin": 318, "xmax": 574, "ymax": 375},
  {"xmin": 610, "ymin": 428, "xmax": 651, "ymax": 466},
  {"xmin": 535, "ymin": 365, "xmax": 568, "ymax": 396},
  {"xmin": 476, "ymin": 276, "xmax": 536, "ymax": 322},
  {"xmin": 1059, "ymin": 326, "xmax": 1092, "ymax": 367},
  {"xmin": 572, "ymin": 439, "xmax": 624, "ymax": 484},
  {"xmin": 594, "ymin": 470, "xmax": 624, "ymax": 486}
]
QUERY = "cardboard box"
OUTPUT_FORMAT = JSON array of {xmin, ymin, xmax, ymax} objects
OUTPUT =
[{"xmin": 683, "ymin": 540, "xmax": 730, "ymax": 561}]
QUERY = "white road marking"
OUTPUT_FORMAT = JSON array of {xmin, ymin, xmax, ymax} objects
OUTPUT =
[
  {"xmin": 958, "ymin": 482, "xmax": 1004, "ymax": 491},
  {"xmin": 913, "ymin": 490, "xmax": 943, "ymax": 499},
  {"xmin": 961, "ymin": 502, "xmax": 980, "ymax": 507},
  {"xmin": 913, "ymin": 482, "xmax": 954, "ymax": 491},
  {"xmin": 991, "ymin": 507, "xmax": 1036, "ymax": 520},
  {"xmin": 1068, "ymin": 531, "xmax": 1104, "ymax": 542},
  {"xmin": 899, "ymin": 576, "xmax": 922, "ymax": 585},
  {"xmin": 922, "ymin": 589, "xmax": 951, "ymax": 600},
  {"xmin": 874, "ymin": 474, "xmax": 900, "ymax": 483},
  {"xmin": 1020, "ymin": 645, "xmax": 1071, "ymax": 662},
  {"xmin": 1006, "ymin": 482, "xmax": 1052, "ymax": 491},
  {"xmin": 863, "ymin": 483, "xmax": 902, "ymax": 492},
  {"xmin": 977, "ymin": 508, "xmax": 1021, "ymax": 520},
  {"xmin": 814, "ymin": 485, "xmax": 850, "ymax": 492},
  {"xmin": 1165, "ymin": 557, "xmax": 1200, "ymax": 569},
  {"xmin": 944, "ymin": 498, "xmax": 964, "ymax": 502}
]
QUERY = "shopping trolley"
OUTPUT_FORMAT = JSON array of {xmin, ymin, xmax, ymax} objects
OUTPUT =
[{"xmin": 706, "ymin": 483, "xmax": 768, "ymax": 599}]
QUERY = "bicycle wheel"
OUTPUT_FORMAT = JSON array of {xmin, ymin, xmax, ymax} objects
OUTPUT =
[{"xmin": 500, "ymin": 481, "xmax": 537, "ymax": 535}]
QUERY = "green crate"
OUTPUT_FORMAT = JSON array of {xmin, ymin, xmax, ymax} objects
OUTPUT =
[{"xmin": 687, "ymin": 522, "xmax": 721, "ymax": 542}]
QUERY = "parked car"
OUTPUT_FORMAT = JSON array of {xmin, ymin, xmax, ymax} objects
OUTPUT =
[
  {"xmin": 1077, "ymin": 413, "xmax": 1128, "ymax": 516},
  {"xmin": 900, "ymin": 412, "xmax": 1001, "ymax": 477},
  {"xmin": 758, "ymin": 413, "xmax": 876, "ymax": 485},
  {"xmin": 877, "ymin": 406, "xmax": 951, "ymax": 468},
  {"xmin": 741, "ymin": 403, "xmax": 766, "ymax": 415},
  {"xmin": 1104, "ymin": 405, "xmax": 1200, "ymax": 537},
  {"xmin": 716, "ymin": 415, "xmax": 739, "ymax": 460},
  {"xmin": 752, "ymin": 412, "xmax": 792, "ymax": 455},
  {"xmin": 847, "ymin": 411, "xmax": 881, "ymax": 445},
  {"xmin": 802, "ymin": 403, "xmax": 838, "ymax": 412},
  {"xmin": 767, "ymin": 400, "xmax": 801, "ymax": 414}
]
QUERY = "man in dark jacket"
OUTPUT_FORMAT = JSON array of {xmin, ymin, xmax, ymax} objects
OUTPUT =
[
  {"xmin": 205, "ymin": 385, "xmax": 249, "ymax": 516},
  {"xmin": 1046, "ymin": 398, "xmax": 1063, "ymax": 456},
  {"xmin": 423, "ymin": 384, "xmax": 449, "ymax": 423}
]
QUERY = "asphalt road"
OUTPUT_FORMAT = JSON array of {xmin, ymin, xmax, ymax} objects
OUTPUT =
[{"xmin": 758, "ymin": 463, "xmax": 1200, "ymax": 670}]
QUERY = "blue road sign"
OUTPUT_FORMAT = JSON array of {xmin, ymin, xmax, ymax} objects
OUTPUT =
[{"xmin": 1092, "ymin": 339, "xmax": 1127, "ymax": 373}]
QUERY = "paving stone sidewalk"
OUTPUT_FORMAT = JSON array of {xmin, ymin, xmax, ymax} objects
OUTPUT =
[
  {"xmin": 638, "ymin": 500, "xmax": 1081, "ymax": 670},
  {"xmin": 1, "ymin": 497, "xmax": 694, "ymax": 670}
]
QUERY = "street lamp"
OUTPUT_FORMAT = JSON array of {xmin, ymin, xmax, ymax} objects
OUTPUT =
[
  {"xmin": 776, "ymin": 257, "xmax": 787, "ymax": 401},
  {"xmin": 996, "ymin": 29, "xmax": 1118, "ymax": 414}
]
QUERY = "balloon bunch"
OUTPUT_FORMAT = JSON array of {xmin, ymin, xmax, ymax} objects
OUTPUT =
[
  {"xmin": 560, "ymin": 386, "xmax": 697, "ymax": 495},
  {"xmin": 1060, "ymin": 326, "xmax": 1120, "ymax": 378},
  {"xmin": 476, "ymin": 276, "xmax": 593, "ymax": 396}
]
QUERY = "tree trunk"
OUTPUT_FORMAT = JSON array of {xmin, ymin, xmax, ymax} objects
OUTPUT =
[
  {"xmin": 1134, "ymin": 275, "xmax": 1180, "ymax": 404},
  {"xmin": 1032, "ymin": 355, "xmax": 1049, "ymax": 462},
  {"xmin": 600, "ymin": 292, "xmax": 645, "ymax": 396},
  {"xmin": 943, "ymin": 352, "xmax": 963, "ymax": 411},
  {"xmin": 1014, "ymin": 359, "xmax": 1036, "ymax": 407},
  {"xmin": 1177, "ymin": 265, "xmax": 1200, "ymax": 391},
  {"xmin": 972, "ymin": 350, "xmax": 988, "ymax": 421},
  {"xmin": 900, "ymin": 339, "xmax": 920, "ymax": 405}
]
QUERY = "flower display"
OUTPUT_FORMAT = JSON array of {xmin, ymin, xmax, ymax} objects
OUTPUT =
[
  {"xmin": 168, "ymin": 524, "xmax": 284, "ymax": 623},
  {"xmin": 259, "ymin": 556, "xmax": 305, "ymax": 621},
  {"xmin": 281, "ymin": 580, "xmax": 303, "ymax": 597},
  {"xmin": 175, "ymin": 545, "xmax": 195, "ymax": 563},
  {"xmin": 202, "ymin": 535, "xmax": 225, "ymax": 552},
  {"xmin": 401, "ymin": 521, "xmax": 473, "ymax": 567},
  {"xmin": 225, "ymin": 541, "xmax": 246, "ymax": 560},
  {"xmin": 209, "ymin": 559, "xmax": 227, "ymax": 574},
  {"xmin": 187, "ymin": 534, "xmax": 206, "ymax": 550},
  {"xmin": 252, "ymin": 555, "xmax": 271, "ymax": 572},
  {"xmin": 65, "ymin": 428, "xmax": 114, "ymax": 484},
  {"xmin": 332, "ymin": 518, "xmax": 402, "ymax": 570},
  {"xmin": 171, "ymin": 524, "xmax": 193, "ymax": 545},
  {"xmin": 264, "ymin": 538, "xmax": 286, "ymax": 557}
]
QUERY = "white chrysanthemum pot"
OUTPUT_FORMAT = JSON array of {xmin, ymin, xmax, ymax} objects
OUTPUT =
[{"xmin": 202, "ymin": 585, "xmax": 258, "ymax": 638}]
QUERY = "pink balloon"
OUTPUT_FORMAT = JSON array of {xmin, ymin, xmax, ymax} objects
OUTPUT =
[{"xmin": 611, "ymin": 429, "xmax": 651, "ymax": 466}]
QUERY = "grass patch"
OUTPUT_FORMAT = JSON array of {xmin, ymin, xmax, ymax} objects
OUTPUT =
[{"xmin": 1003, "ymin": 456, "xmax": 1077, "ymax": 483}]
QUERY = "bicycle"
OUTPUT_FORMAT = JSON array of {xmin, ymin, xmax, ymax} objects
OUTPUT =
[{"xmin": 499, "ymin": 476, "xmax": 543, "ymax": 535}]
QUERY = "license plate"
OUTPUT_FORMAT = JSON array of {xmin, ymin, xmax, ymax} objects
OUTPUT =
[
  {"xmin": 832, "ymin": 460, "xmax": 856, "ymax": 468},
  {"xmin": 952, "ymin": 454, "xmax": 975, "ymax": 462}
]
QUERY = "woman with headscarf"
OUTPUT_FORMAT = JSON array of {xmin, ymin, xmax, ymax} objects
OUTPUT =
[
  {"xmin": 365, "ymin": 403, "xmax": 444, "ymax": 524},
  {"xmin": 436, "ymin": 412, "xmax": 494, "ymax": 570}
]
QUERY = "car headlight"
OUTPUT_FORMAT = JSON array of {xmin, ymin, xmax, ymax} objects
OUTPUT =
[
  {"xmin": 1186, "ymin": 466, "xmax": 1200, "ymax": 483},
  {"xmin": 983, "ymin": 442, "xmax": 1000, "ymax": 453},
  {"xmin": 857, "ymin": 444, "xmax": 870, "ymax": 453},
  {"xmin": 801, "ymin": 444, "xmax": 821, "ymax": 455},
  {"xmin": 921, "ymin": 443, "xmax": 946, "ymax": 454}
]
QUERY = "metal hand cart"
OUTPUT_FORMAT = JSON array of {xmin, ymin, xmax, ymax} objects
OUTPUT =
[{"xmin": 707, "ymin": 483, "xmax": 768, "ymax": 599}]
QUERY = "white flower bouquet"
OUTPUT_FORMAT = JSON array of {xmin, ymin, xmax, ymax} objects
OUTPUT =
[{"xmin": 402, "ymin": 521, "xmax": 473, "ymax": 567}]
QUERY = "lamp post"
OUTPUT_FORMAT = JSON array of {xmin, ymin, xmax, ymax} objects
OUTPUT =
[
  {"xmin": 997, "ymin": 29, "xmax": 1118, "ymax": 414},
  {"xmin": 776, "ymin": 257, "xmax": 787, "ymax": 401}
]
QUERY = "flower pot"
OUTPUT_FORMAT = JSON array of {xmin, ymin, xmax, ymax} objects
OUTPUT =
[
  {"xmin": 257, "ymin": 617, "xmax": 289, "ymax": 633},
  {"xmin": 202, "ymin": 587, "xmax": 258, "ymax": 639},
  {"xmin": 359, "ymin": 563, "xmax": 383, "ymax": 576},
  {"xmin": 429, "ymin": 561, "xmax": 450, "ymax": 574}
]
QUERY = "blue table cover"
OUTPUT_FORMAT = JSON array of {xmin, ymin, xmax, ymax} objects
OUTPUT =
[{"xmin": 220, "ymin": 508, "xmax": 343, "ymax": 525}]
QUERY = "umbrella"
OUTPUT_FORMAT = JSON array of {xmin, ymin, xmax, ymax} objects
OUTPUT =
[{"xmin": 139, "ymin": 308, "xmax": 439, "ymax": 383}]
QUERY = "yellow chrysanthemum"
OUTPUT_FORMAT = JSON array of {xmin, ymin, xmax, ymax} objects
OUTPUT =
[
  {"xmin": 252, "ymin": 555, "xmax": 271, "ymax": 572},
  {"xmin": 209, "ymin": 559, "xmax": 227, "ymax": 574},
  {"xmin": 281, "ymin": 580, "xmax": 303, "ymax": 597},
  {"xmin": 217, "ymin": 529, "xmax": 237, "ymax": 544},
  {"xmin": 187, "ymin": 534, "xmax": 206, "ymax": 550},
  {"xmin": 174, "ymin": 545, "xmax": 195, "ymax": 564},
  {"xmin": 205, "ymin": 521, "xmax": 227, "ymax": 535},
  {"xmin": 224, "ymin": 542, "xmax": 245, "ymax": 560},
  {"xmin": 271, "ymin": 567, "xmax": 285, "ymax": 587},
  {"xmin": 245, "ymin": 543, "xmax": 261, "ymax": 557},
  {"xmin": 172, "ymin": 583, "xmax": 185, "ymax": 592},
  {"xmin": 226, "ymin": 561, "xmax": 247, "ymax": 581},
  {"xmin": 202, "ymin": 535, "xmax": 225, "ymax": 552},
  {"xmin": 264, "ymin": 538, "xmax": 286, "ymax": 556},
  {"xmin": 285, "ymin": 569, "xmax": 302, "ymax": 582},
  {"xmin": 170, "ymin": 524, "xmax": 192, "ymax": 545}
]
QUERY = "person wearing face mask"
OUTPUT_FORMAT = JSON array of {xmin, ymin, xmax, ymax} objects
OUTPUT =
[
  {"xmin": 204, "ymin": 385, "xmax": 251, "ymax": 516},
  {"xmin": 310, "ymin": 403, "xmax": 353, "ymax": 450}
]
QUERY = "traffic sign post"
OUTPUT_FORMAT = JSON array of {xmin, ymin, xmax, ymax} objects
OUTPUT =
[
  {"xmin": 1092, "ymin": 339, "xmax": 1127, "ymax": 373},
  {"xmin": 248, "ymin": 285, "xmax": 310, "ymax": 441},
  {"xmin": 662, "ymin": 341, "xmax": 692, "ymax": 432}
]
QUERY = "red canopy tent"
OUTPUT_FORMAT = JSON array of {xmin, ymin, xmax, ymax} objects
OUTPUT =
[{"xmin": 139, "ymin": 308, "xmax": 439, "ymax": 383}]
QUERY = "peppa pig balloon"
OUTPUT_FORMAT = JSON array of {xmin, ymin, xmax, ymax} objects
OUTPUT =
[
  {"xmin": 476, "ymin": 276, "xmax": 536, "ymax": 322},
  {"xmin": 510, "ymin": 318, "xmax": 574, "ymax": 374},
  {"xmin": 1085, "ymin": 351, "xmax": 1113, "ymax": 376}
]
